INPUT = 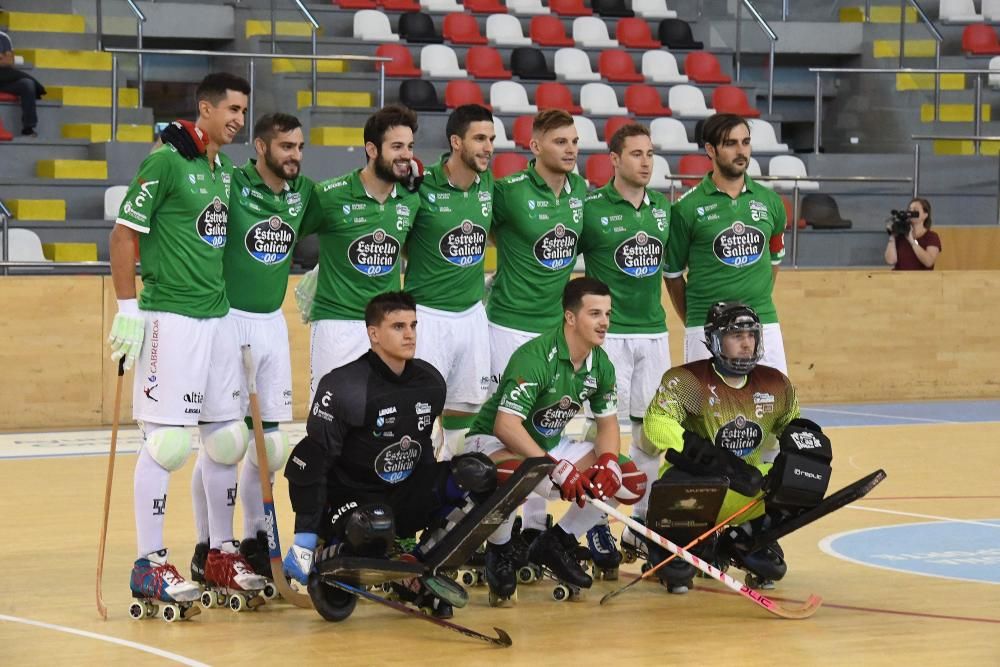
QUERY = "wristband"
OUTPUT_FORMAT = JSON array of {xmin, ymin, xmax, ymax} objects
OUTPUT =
[{"xmin": 117, "ymin": 298, "xmax": 140, "ymax": 316}]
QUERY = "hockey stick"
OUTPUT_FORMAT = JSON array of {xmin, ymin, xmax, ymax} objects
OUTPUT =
[
  {"xmin": 600, "ymin": 497, "xmax": 763, "ymax": 606},
  {"xmin": 96, "ymin": 356, "xmax": 126, "ymax": 620},
  {"xmin": 326, "ymin": 580, "xmax": 512, "ymax": 647},
  {"xmin": 588, "ymin": 497, "xmax": 822, "ymax": 619},
  {"xmin": 241, "ymin": 345, "xmax": 313, "ymax": 609}
]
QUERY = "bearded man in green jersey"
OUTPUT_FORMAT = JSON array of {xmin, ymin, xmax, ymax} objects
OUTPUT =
[{"xmin": 664, "ymin": 113, "xmax": 788, "ymax": 374}]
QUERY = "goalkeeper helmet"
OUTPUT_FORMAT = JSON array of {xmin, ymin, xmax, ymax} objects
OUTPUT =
[{"xmin": 704, "ymin": 301, "xmax": 763, "ymax": 375}]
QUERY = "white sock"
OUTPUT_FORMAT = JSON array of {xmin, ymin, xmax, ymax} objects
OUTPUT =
[
  {"xmin": 442, "ymin": 428, "xmax": 466, "ymax": 460},
  {"xmin": 557, "ymin": 501, "xmax": 613, "ymax": 539},
  {"xmin": 523, "ymin": 495, "xmax": 549, "ymax": 531},
  {"xmin": 239, "ymin": 454, "xmax": 271, "ymax": 538},
  {"xmin": 487, "ymin": 513, "xmax": 517, "ymax": 545},
  {"xmin": 134, "ymin": 447, "xmax": 170, "ymax": 558},
  {"xmin": 190, "ymin": 454, "xmax": 209, "ymax": 544},
  {"xmin": 629, "ymin": 432, "xmax": 662, "ymax": 521},
  {"xmin": 195, "ymin": 424, "xmax": 239, "ymax": 549}
]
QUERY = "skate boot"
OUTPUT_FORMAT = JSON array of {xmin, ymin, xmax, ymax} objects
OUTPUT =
[
  {"xmin": 528, "ymin": 526, "xmax": 593, "ymax": 601},
  {"xmin": 201, "ymin": 540, "xmax": 268, "ymax": 612},
  {"xmin": 619, "ymin": 519, "xmax": 649, "ymax": 564},
  {"xmin": 586, "ymin": 522, "xmax": 622, "ymax": 581},
  {"xmin": 484, "ymin": 540, "xmax": 519, "ymax": 606},
  {"xmin": 717, "ymin": 524, "xmax": 786, "ymax": 590},
  {"xmin": 389, "ymin": 575, "xmax": 463, "ymax": 619},
  {"xmin": 190, "ymin": 542, "xmax": 208, "ymax": 585},
  {"xmin": 239, "ymin": 531, "xmax": 279, "ymax": 600},
  {"xmin": 512, "ymin": 514, "xmax": 551, "ymax": 584},
  {"xmin": 636, "ymin": 532, "xmax": 696, "ymax": 594},
  {"xmin": 129, "ymin": 549, "xmax": 202, "ymax": 622}
]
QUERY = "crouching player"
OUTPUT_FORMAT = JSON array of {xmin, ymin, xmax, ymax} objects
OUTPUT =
[{"xmin": 631, "ymin": 301, "xmax": 831, "ymax": 593}]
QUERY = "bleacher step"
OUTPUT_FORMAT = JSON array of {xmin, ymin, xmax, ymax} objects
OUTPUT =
[
  {"xmin": 873, "ymin": 40, "xmax": 937, "ymax": 59},
  {"xmin": 310, "ymin": 127, "xmax": 364, "ymax": 146},
  {"xmin": 47, "ymin": 86, "xmax": 139, "ymax": 108},
  {"xmin": 62, "ymin": 123, "xmax": 152, "ymax": 143},
  {"xmin": 0, "ymin": 10, "xmax": 85, "ymax": 33},
  {"xmin": 245, "ymin": 20, "xmax": 315, "ymax": 38},
  {"xmin": 15, "ymin": 48, "xmax": 112, "ymax": 71},
  {"xmin": 297, "ymin": 91, "xmax": 372, "ymax": 110},
  {"xmin": 272, "ymin": 58, "xmax": 347, "ymax": 74},
  {"xmin": 42, "ymin": 242, "xmax": 97, "ymax": 261},
  {"xmin": 920, "ymin": 104, "xmax": 991, "ymax": 122},
  {"xmin": 896, "ymin": 73, "xmax": 966, "ymax": 91},
  {"xmin": 840, "ymin": 6, "xmax": 917, "ymax": 23},
  {"xmin": 6, "ymin": 199, "xmax": 66, "ymax": 221},
  {"xmin": 36, "ymin": 159, "xmax": 108, "ymax": 180}
]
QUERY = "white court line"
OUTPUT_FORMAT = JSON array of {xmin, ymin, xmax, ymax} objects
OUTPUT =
[
  {"xmin": 0, "ymin": 614, "xmax": 211, "ymax": 666},
  {"xmin": 805, "ymin": 407, "xmax": 960, "ymax": 424},
  {"xmin": 847, "ymin": 505, "xmax": 1000, "ymax": 529}
]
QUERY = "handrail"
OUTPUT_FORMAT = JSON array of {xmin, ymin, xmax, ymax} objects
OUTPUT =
[
  {"xmin": 290, "ymin": 1, "xmax": 322, "ymax": 111},
  {"xmin": 103, "ymin": 48, "xmax": 390, "ymax": 144},
  {"xmin": 96, "ymin": 2, "xmax": 148, "ymax": 104},
  {"xmin": 0, "ymin": 198, "xmax": 10, "ymax": 276},
  {"xmin": 734, "ymin": 0, "xmax": 778, "ymax": 115}
]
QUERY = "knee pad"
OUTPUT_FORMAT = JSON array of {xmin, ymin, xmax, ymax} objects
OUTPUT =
[
  {"xmin": 144, "ymin": 426, "xmax": 192, "ymax": 472},
  {"xmin": 344, "ymin": 503, "xmax": 396, "ymax": 557},
  {"xmin": 248, "ymin": 429, "xmax": 292, "ymax": 473},
  {"xmin": 449, "ymin": 452, "xmax": 498, "ymax": 496},
  {"xmin": 200, "ymin": 420, "xmax": 250, "ymax": 465},
  {"xmin": 614, "ymin": 458, "xmax": 648, "ymax": 506}
]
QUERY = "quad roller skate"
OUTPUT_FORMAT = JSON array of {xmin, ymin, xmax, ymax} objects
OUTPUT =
[
  {"xmin": 484, "ymin": 539, "xmax": 519, "ymax": 606},
  {"xmin": 585, "ymin": 521, "xmax": 621, "ymax": 581},
  {"xmin": 456, "ymin": 544, "xmax": 486, "ymax": 587},
  {"xmin": 717, "ymin": 524, "xmax": 786, "ymax": 590},
  {"xmin": 622, "ymin": 523, "xmax": 697, "ymax": 594},
  {"xmin": 200, "ymin": 540, "xmax": 268, "ymax": 612},
  {"xmin": 513, "ymin": 514, "xmax": 553, "ymax": 584},
  {"xmin": 129, "ymin": 549, "xmax": 202, "ymax": 622},
  {"xmin": 527, "ymin": 526, "xmax": 593, "ymax": 602},
  {"xmin": 388, "ymin": 573, "xmax": 466, "ymax": 619},
  {"xmin": 239, "ymin": 531, "xmax": 279, "ymax": 600}
]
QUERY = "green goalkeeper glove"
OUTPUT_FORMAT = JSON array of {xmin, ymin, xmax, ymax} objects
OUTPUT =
[{"xmin": 108, "ymin": 299, "xmax": 145, "ymax": 371}]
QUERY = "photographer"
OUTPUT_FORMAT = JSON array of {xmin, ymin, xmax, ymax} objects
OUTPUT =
[{"xmin": 884, "ymin": 198, "xmax": 941, "ymax": 271}]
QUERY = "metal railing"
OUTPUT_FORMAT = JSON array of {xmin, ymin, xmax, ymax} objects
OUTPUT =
[
  {"xmin": 901, "ymin": 0, "xmax": 943, "ymax": 109},
  {"xmin": 913, "ymin": 134, "xmax": 1000, "ymax": 225},
  {"xmin": 1, "ymin": 198, "xmax": 10, "ymax": 275},
  {"xmin": 96, "ymin": 1, "xmax": 148, "ymax": 108},
  {"xmin": 282, "ymin": 1, "xmax": 321, "ymax": 108},
  {"xmin": 104, "ymin": 48, "xmax": 390, "ymax": 143},
  {"xmin": 734, "ymin": 0, "xmax": 778, "ymax": 115}
]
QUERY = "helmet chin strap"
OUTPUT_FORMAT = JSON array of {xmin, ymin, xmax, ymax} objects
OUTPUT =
[{"xmin": 711, "ymin": 357, "xmax": 750, "ymax": 378}]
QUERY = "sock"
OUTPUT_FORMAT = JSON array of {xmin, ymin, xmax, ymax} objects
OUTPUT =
[
  {"xmin": 441, "ymin": 413, "xmax": 476, "ymax": 460},
  {"xmin": 134, "ymin": 447, "xmax": 170, "ymax": 558},
  {"xmin": 197, "ymin": 424, "xmax": 239, "ymax": 549},
  {"xmin": 557, "ymin": 501, "xmax": 613, "ymax": 539},
  {"xmin": 239, "ymin": 453, "xmax": 272, "ymax": 537},
  {"xmin": 523, "ymin": 495, "xmax": 549, "ymax": 531},
  {"xmin": 190, "ymin": 454, "xmax": 209, "ymax": 544},
  {"xmin": 487, "ymin": 512, "xmax": 516, "ymax": 545},
  {"xmin": 629, "ymin": 430, "xmax": 661, "ymax": 521}
]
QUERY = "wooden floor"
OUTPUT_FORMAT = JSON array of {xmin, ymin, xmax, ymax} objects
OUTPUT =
[{"xmin": 1, "ymin": 421, "xmax": 998, "ymax": 666}]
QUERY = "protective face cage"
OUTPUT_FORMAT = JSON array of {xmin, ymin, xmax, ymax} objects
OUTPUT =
[{"xmin": 704, "ymin": 307, "xmax": 764, "ymax": 375}]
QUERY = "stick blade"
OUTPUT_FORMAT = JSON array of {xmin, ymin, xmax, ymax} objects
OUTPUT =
[
  {"xmin": 493, "ymin": 627, "xmax": 513, "ymax": 647},
  {"xmin": 773, "ymin": 593, "xmax": 823, "ymax": 619}
]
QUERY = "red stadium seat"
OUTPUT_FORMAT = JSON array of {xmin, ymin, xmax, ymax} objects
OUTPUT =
[
  {"xmin": 711, "ymin": 85, "xmax": 760, "ymax": 118},
  {"xmin": 780, "ymin": 195, "xmax": 807, "ymax": 230},
  {"xmin": 493, "ymin": 153, "xmax": 529, "ymax": 178},
  {"xmin": 0, "ymin": 117, "xmax": 11, "ymax": 142},
  {"xmin": 380, "ymin": 0, "xmax": 421, "ymax": 11},
  {"xmin": 624, "ymin": 84, "xmax": 672, "ymax": 116},
  {"xmin": 466, "ymin": 46, "xmax": 513, "ymax": 79},
  {"xmin": 465, "ymin": 0, "xmax": 507, "ymax": 12},
  {"xmin": 445, "ymin": 80, "xmax": 491, "ymax": 109},
  {"xmin": 550, "ymin": 0, "xmax": 593, "ymax": 16},
  {"xmin": 530, "ymin": 15, "xmax": 575, "ymax": 46},
  {"xmin": 962, "ymin": 24, "xmax": 1000, "ymax": 55},
  {"xmin": 335, "ymin": 0, "xmax": 377, "ymax": 8},
  {"xmin": 598, "ymin": 50, "xmax": 645, "ymax": 83},
  {"xmin": 677, "ymin": 153, "xmax": 713, "ymax": 187},
  {"xmin": 586, "ymin": 153, "xmax": 614, "ymax": 187},
  {"xmin": 684, "ymin": 51, "xmax": 731, "ymax": 84},
  {"xmin": 616, "ymin": 18, "xmax": 661, "ymax": 48},
  {"xmin": 375, "ymin": 44, "xmax": 421, "ymax": 77},
  {"xmin": 0, "ymin": 92, "xmax": 19, "ymax": 102},
  {"xmin": 513, "ymin": 115, "xmax": 534, "ymax": 148},
  {"xmin": 603, "ymin": 116, "xmax": 638, "ymax": 143},
  {"xmin": 444, "ymin": 13, "xmax": 488, "ymax": 44},
  {"xmin": 535, "ymin": 82, "xmax": 582, "ymax": 113}
]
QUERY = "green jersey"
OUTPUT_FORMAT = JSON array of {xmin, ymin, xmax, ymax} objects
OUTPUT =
[
  {"xmin": 404, "ymin": 155, "xmax": 494, "ymax": 312},
  {"xmin": 224, "ymin": 159, "xmax": 315, "ymax": 313},
  {"xmin": 579, "ymin": 179, "xmax": 671, "ymax": 334},
  {"xmin": 304, "ymin": 169, "xmax": 420, "ymax": 321},
  {"xmin": 467, "ymin": 327, "xmax": 618, "ymax": 452},
  {"xmin": 116, "ymin": 144, "xmax": 233, "ymax": 319},
  {"xmin": 665, "ymin": 173, "xmax": 786, "ymax": 327},
  {"xmin": 487, "ymin": 161, "xmax": 588, "ymax": 333}
]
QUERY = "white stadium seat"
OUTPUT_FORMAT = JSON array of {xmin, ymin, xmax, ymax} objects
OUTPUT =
[
  {"xmin": 641, "ymin": 50, "xmax": 688, "ymax": 84},
  {"xmin": 490, "ymin": 81, "xmax": 539, "ymax": 114},
  {"xmin": 353, "ymin": 10, "xmax": 399, "ymax": 42},
  {"xmin": 492, "ymin": 115, "xmax": 516, "ymax": 150},
  {"xmin": 104, "ymin": 185, "xmax": 129, "ymax": 221},
  {"xmin": 748, "ymin": 118, "xmax": 790, "ymax": 153},
  {"xmin": 649, "ymin": 117, "xmax": 697, "ymax": 151},
  {"xmin": 573, "ymin": 16, "xmax": 619, "ymax": 48},
  {"xmin": 939, "ymin": 0, "xmax": 984, "ymax": 23},
  {"xmin": 486, "ymin": 14, "xmax": 533, "ymax": 46},
  {"xmin": 554, "ymin": 48, "xmax": 602, "ymax": 82},
  {"xmin": 650, "ymin": 155, "xmax": 681, "ymax": 190},
  {"xmin": 667, "ymin": 84, "xmax": 715, "ymax": 118},
  {"xmin": 573, "ymin": 115, "xmax": 608, "ymax": 150},
  {"xmin": 580, "ymin": 83, "xmax": 629, "ymax": 116},
  {"xmin": 420, "ymin": 44, "xmax": 468, "ymax": 78},
  {"xmin": 768, "ymin": 155, "xmax": 820, "ymax": 192},
  {"xmin": 632, "ymin": 0, "xmax": 678, "ymax": 19},
  {"xmin": 507, "ymin": 0, "xmax": 551, "ymax": 15}
]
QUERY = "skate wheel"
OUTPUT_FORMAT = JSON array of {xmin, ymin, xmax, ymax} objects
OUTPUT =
[
  {"xmin": 516, "ymin": 566, "xmax": 536, "ymax": 584},
  {"xmin": 228, "ymin": 594, "xmax": 246, "ymax": 612},
  {"xmin": 200, "ymin": 591, "xmax": 215, "ymax": 609},
  {"xmin": 248, "ymin": 595, "xmax": 265, "ymax": 609},
  {"xmin": 621, "ymin": 549, "xmax": 637, "ymax": 564},
  {"xmin": 181, "ymin": 603, "xmax": 201, "ymax": 620},
  {"xmin": 552, "ymin": 584, "xmax": 570, "ymax": 602},
  {"xmin": 380, "ymin": 582, "xmax": 393, "ymax": 594},
  {"xmin": 640, "ymin": 562, "xmax": 652, "ymax": 574},
  {"xmin": 161, "ymin": 604, "xmax": 180, "ymax": 622},
  {"xmin": 459, "ymin": 569, "xmax": 477, "ymax": 587},
  {"xmin": 488, "ymin": 590, "xmax": 515, "ymax": 607},
  {"xmin": 262, "ymin": 582, "xmax": 278, "ymax": 600},
  {"xmin": 128, "ymin": 601, "xmax": 146, "ymax": 620},
  {"xmin": 595, "ymin": 567, "xmax": 619, "ymax": 582}
]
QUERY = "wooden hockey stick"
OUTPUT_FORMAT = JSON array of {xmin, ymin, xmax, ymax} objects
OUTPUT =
[
  {"xmin": 589, "ymin": 497, "xmax": 822, "ymax": 619},
  {"xmin": 96, "ymin": 356, "xmax": 126, "ymax": 620},
  {"xmin": 241, "ymin": 345, "xmax": 313, "ymax": 609},
  {"xmin": 600, "ymin": 497, "xmax": 763, "ymax": 606}
]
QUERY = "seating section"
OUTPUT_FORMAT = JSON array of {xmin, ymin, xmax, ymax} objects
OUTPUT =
[
  {"xmin": 513, "ymin": 115, "xmax": 534, "ymax": 148},
  {"xmin": 444, "ymin": 14, "xmax": 488, "ymax": 45},
  {"xmin": 768, "ymin": 155, "xmax": 820, "ymax": 191},
  {"xmin": 748, "ymin": 118, "xmax": 789, "ymax": 153},
  {"xmin": 508, "ymin": 0, "xmax": 551, "ymax": 16},
  {"xmin": 0, "ymin": 229, "xmax": 49, "ymax": 262},
  {"xmin": 585, "ymin": 153, "xmax": 614, "ymax": 187},
  {"xmin": 581, "ymin": 82, "xmax": 629, "ymax": 115},
  {"xmin": 574, "ymin": 115, "xmax": 608, "ymax": 150},
  {"xmin": 493, "ymin": 116, "xmax": 516, "ymax": 149},
  {"xmin": 603, "ymin": 115, "xmax": 637, "ymax": 143},
  {"xmin": 493, "ymin": 152, "xmax": 529, "ymax": 178},
  {"xmin": 445, "ymin": 79, "xmax": 491, "ymax": 108},
  {"xmin": 801, "ymin": 194, "xmax": 853, "ymax": 230},
  {"xmin": 421, "ymin": 0, "xmax": 463, "ymax": 12},
  {"xmin": 398, "ymin": 12, "xmax": 443, "ymax": 43},
  {"xmin": 599, "ymin": 49, "xmax": 644, "ymax": 82},
  {"xmin": 531, "ymin": 15, "xmax": 575, "ymax": 46},
  {"xmin": 677, "ymin": 154, "xmax": 713, "ymax": 187},
  {"xmin": 487, "ymin": 14, "xmax": 533, "ymax": 45},
  {"xmin": 940, "ymin": 0, "xmax": 984, "ymax": 24},
  {"xmin": 632, "ymin": 0, "xmax": 678, "ymax": 20},
  {"xmin": 555, "ymin": 48, "xmax": 602, "ymax": 81},
  {"xmin": 659, "ymin": 18, "xmax": 703, "ymax": 49},
  {"xmin": 466, "ymin": 46, "xmax": 513, "ymax": 79},
  {"xmin": 616, "ymin": 18, "xmax": 661, "ymax": 48},
  {"xmin": 962, "ymin": 25, "xmax": 1000, "ymax": 55},
  {"xmin": 490, "ymin": 81, "xmax": 539, "ymax": 113},
  {"xmin": 354, "ymin": 10, "xmax": 399, "ymax": 41},
  {"xmin": 684, "ymin": 51, "xmax": 731, "ymax": 84},
  {"xmin": 624, "ymin": 84, "xmax": 672, "ymax": 116},
  {"xmin": 641, "ymin": 50, "xmax": 688, "ymax": 84},
  {"xmin": 650, "ymin": 117, "xmax": 696, "ymax": 151},
  {"xmin": 651, "ymin": 154, "xmax": 681, "ymax": 190},
  {"xmin": 711, "ymin": 86, "xmax": 760, "ymax": 118},
  {"xmin": 465, "ymin": 0, "xmax": 507, "ymax": 13},
  {"xmin": 668, "ymin": 84, "xmax": 715, "ymax": 117},
  {"xmin": 420, "ymin": 44, "xmax": 468, "ymax": 77},
  {"xmin": 511, "ymin": 47, "xmax": 556, "ymax": 79},
  {"xmin": 550, "ymin": 0, "xmax": 593, "ymax": 17},
  {"xmin": 592, "ymin": 0, "xmax": 635, "ymax": 18},
  {"xmin": 376, "ymin": 44, "xmax": 421, "ymax": 77},
  {"xmin": 536, "ymin": 82, "xmax": 582, "ymax": 113},
  {"xmin": 383, "ymin": 0, "xmax": 421, "ymax": 11},
  {"xmin": 399, "ymin": 79, "xmax": 446, "ymax": 110},
  {"xmin": 989, "ymin": 56, "xmax": 1000, "ymax": 89},
  {"xmin": 574, "ymin": 16, "xmax": 619, "ymax": 48},
  {"xmin": 984, "ymin": 0, "xmax": 1000, "ymax": 21}
]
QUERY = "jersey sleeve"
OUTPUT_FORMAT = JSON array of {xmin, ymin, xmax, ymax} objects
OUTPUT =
[
  {"xmin": 305, "ymin": 372, "xmax": 355, "ymax": 461},
  {"xmin": 495, "ymin": 352, "xmax": 546, "ymax": 420},
  {"xmin": 115, "ymin": 148, "xmax": 174, "ymax": 234},
  {"xmin": 641, "ymin": 368, "xmax": 693, "ymax": 454},
  {"xmin": 664, "ymin": 204, "xmax": 691, "ymax": 278},
  {"xmin": 589, "ymin": 354, "xmax": 619, "ymax": 418},
  {"xmin": 491, "ymin": 179, "xmax": 509, "ymax": 234},
  {"xmin": 769, "ymin": 194, "xmax": 786, "ymax": 265},
  {"xmin": 298, "ymin": 182, "xmax": 328, "ymax": 237}
]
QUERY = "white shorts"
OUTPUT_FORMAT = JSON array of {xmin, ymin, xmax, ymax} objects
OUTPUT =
[
  {"xmin": 684, "ymin": 322, "xmax": 788, "ymax": 375},
  {"xmin": 230, "ymin": 308, "xmax": 292, "ymax": 423},
  {"xmin": 310, "ymin": 319, "xmax": 370, "ymax": 399},
  {"xmin": 416, "ymin": 303, "xmax": 490, "ymax": 408},
  {"xmin": 132, "ymin": 311, "xmax": 242, "ymax": 425},
  {"xmin": 602, "ymin": 333, "xmax": 671, "ymax": 422},
  {"xmin": 465, "ymin": 433, "xmax": 594, "ymax": 466},
  {"xmin": 488, "ymin": 322, "xmax": 539, "ymax": 394}
]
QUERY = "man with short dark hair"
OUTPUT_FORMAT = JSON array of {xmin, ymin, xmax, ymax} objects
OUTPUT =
[{"xmin": 0, "ymin": 29, "xmax": 46, "ymax": 137}]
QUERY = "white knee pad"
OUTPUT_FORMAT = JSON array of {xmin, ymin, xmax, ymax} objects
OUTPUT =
[
  {"xmin": 247, "ymin": 429, "xmax": 292, "ymax": 473},
  {"xmin": 144, "ymin": 427, "xmax": 193, "ymax": 472},
  {"xmin": 200, "ymin": 420, "xmax": 250, "ymax": 465}
]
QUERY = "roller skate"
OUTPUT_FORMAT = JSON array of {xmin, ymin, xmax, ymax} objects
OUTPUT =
[
  {"xmin": 484, "ymin": 539, "xmax": 519, "ymax": 606},
  {"xmin": 455, "ymin": 544, "xmax": 486, "ymax": 587},
  {"xmin": 239, "ymin": 531, "xmax": 279, "ymax": 600},
  {"xmin": 619, "ymin": 519, "xmax": 649, "ymax": 564},
  {"xmin": 586, "ymin": 521, "xmax": 621, "ymax": 581},
  {"xmin": 513, "ymin": 514, "xmax": 552, "ymax": 584},
  {"xmin": 717, "ymin": 524, "xmax": 786, "ymax": 590},
  {"xmin": 388, "ymin": 573, "xmax": 465, "ymax": 619},
  {"xmin": 527, "ymin": 526, "xmax": 593, "ymax": 602},
  {"xmin": 129, "ymin": 549, "xmax": 202, "ymax": 622},
  {"xmin": 190, "ymin": 541, "xmax": 208, "ymax": 584},
  {"xmin": 201, "ymin": 540, "xmax": 268, "ymax": 612},
  {"xmin": 631, "ymin": 528, "xmax": 696, "ymax": 594}
]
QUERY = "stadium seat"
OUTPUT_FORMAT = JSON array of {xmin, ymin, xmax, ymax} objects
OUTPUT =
[
  {"xmin": 668, "ymin": 84, "xmax": 715, "ymax": 117},
  {"xmin": 493, "ymin": 115, "xmax": 516, "ymax": 149},
  {"xmin": 104, "ymin": 185, "xmax": 128, "ymax": 221},
  {"xmin": 746, "ymin": 157, "xmax": 768, "ymax": 187},
  {"xmin": 466, "ymin": 46, "xmax": 513, "ymax": 78},
  {"xmin": 399, "ymin": 12, "xmax": 443, "ymax": 43},
  {"xmin": 747, "ymin": 118, "xmax": 789, "ymax": 153},
  {"xmin": 375, "ymin": 44, "xmax": 422, "ymax": 77},
  {"xmin": 658, "ymin": 18, "xmax": 702, "ymax": 49},
  {"xmin": 585, "ymin": 154, "xmax": 614, "ymax": 187},
  {"xmin": 421, "ymin": 44, "xmax": 468, "ymax": 77},
  {"xmin": 684, "ymin": 51, "xmax": 731, "ymax": 84},
  {"xmin": 536, "ymin": 81, "xmax": 582, "ymax": 113},
  {"xmin": 336, "ymin": 0, "xmax": 377, "ymax": 8},
  {"xmin": 487, "ymin": 14, "xmax": 533, "ymax": 45},
  {"xmin": 641, "ymin": 50, "xmax": 688, "ymax": 84},
  {"xmin": 624, "ymin": 84, "xmax": 672, "ymax": 116},
  {"xmin": 383, "ymin": 0, "xmax": 422, "ymax": 10},
  {"xmin": 581, "ymin": 82, "xmax": 629, "ymax": 115},
  {"xmin": 493, "ymin": 152, "xmax": 529, "ymax": 178},
  {"xmin": 984, "ymin": 0, "xmax": 1000, "ymax": 21},
  {"xmin": 677, "ymin": 154, "xmax": 712, "ymax": 187},
  {"xmin": 511, "ymin": 47, "xmax": 556, "ymax": 79},
  {"xmin": 531, "ymin": 15, "xmax": 575, "ymax": 46},
  {"xmin": 592, "ymin": 0, "xmax": 634, "ymax": 17},
  {"xmin": 801, "ymin": 193, "xmax": 852, "ymax": 229},
  {"xmin": 399, "ymin": 79, "xmax": 446, "ymax": 110},
  {"xmin": 0, "ymin": 117, "xmax": 12, "ymax": 142},
  {"xmin": 711, "ymin": 85, "xmax": 760, "ymax": 118},
  {"xmin": 421, "ymin": 0, "xmax": 463, "ymax": 12},
  {"xmin": 0, "ymin": 229, "xmax": 48, "ymax": 263},
  {"xmin": 550, "ymin": 0, "xmax": 593, "ymax": 16},
  {"xmin": 779, "ymin": 195, "xmax": 806, "ymax": 230},
  {"xmin": 513, "ymin": 115, "xmax": 534, "ymax": 148},
  {"xmin": 444, "ymin": 13, "xmax": 488, "ymax": 44},
  {"xmin": 598, "ymin": 49, "xmax": 644, "ymax": 82},
  {"xmin": 445, "ymin": 80, "xmax": 491, "ymax": 108},
  {"xmin": 603, "ymin": 115, "xmax": 638, "ymax": 143},
  {"xmin": 650, "ymin": 117, "xmax": 696, "ymax": 151},
  {"xmin": 574, "ymin": 115, "xmax": 608, "ymax": 150},
  {"xmin": 616, "ymin": 18, "xmax": 661, "ymax": 48},
  {"xmin": 0, "ymin": 92, "xmax": 17, "ymax": 102},
  {"xmin": 962, "ymin": 25, "xmax": 1000, "ymax": 55},
  {"xmin": 940, "ymin": 0, "xmax": 984, "ymax": 24},
  {"xmin": 490, "ymin": 81, "xmax": 539, "ymax": 113},
  {"xmin": 508, "ymin": 0, "xmax": 551, "ymax": 15},
  {"xmin": 768, "ymin": 155, "xmax": 819, "ymax": 191},
  {"xmin": 573, "ymin": 16, "xmax": 619, "ymax": 48},
  {"xmin": 554, "ymin": 48, "xmax": 602, "ymax": 81},
  {"xmin": 651, "ymin": 155, "xmax": 681, "ymax": 190},
  {"xmin": 354, "ymin": 10, "xmax": 400, "ymax": 41},
  {"xmin": 465, "ymin": 0, "xmax": 507, "ymax": 11},
  {"xmin": 632, "ymin": 0, "xmax": 677, "ymax": 20},
  {"xmin": 989, "ymin": 56, "xmax": 1000, "ymax": 88}
]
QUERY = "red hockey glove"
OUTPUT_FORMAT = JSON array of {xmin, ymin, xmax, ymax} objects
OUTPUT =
[
  {"xmin": 549, "ymin": 457, "xmax": 589, "ymax": 508},
  {"xmin": 583, "ymin": 453, "xmax": 623, "ymax": 501}
]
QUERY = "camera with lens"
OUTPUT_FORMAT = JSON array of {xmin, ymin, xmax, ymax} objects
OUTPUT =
[{"xmin": 888, "ymin": 209, "xmax": 917, "ymax": 236}]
